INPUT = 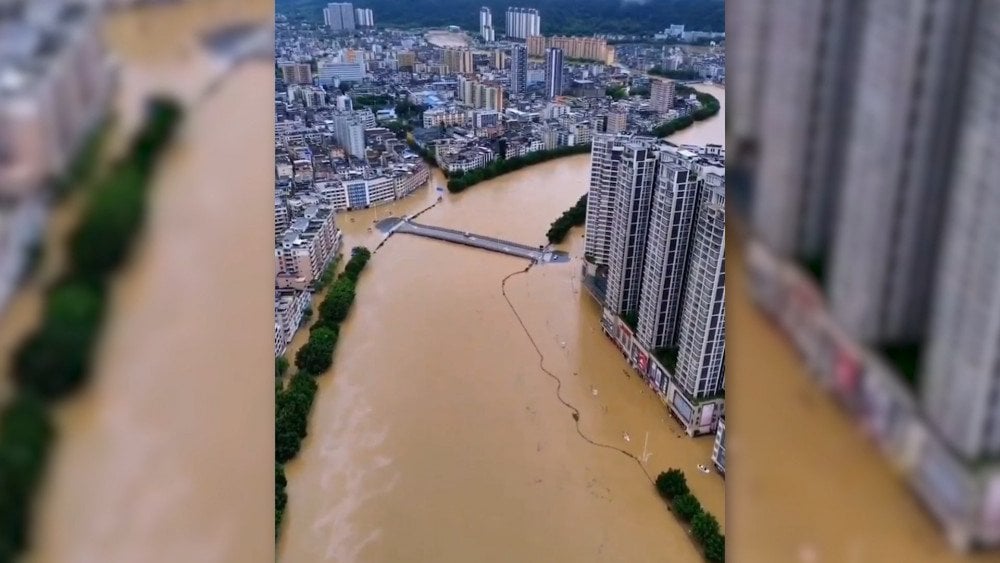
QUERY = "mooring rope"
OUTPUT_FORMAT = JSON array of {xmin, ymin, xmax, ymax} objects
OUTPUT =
[{"xmin": 500, "ymin": 264, "xmax": 655, "ymax": 485}]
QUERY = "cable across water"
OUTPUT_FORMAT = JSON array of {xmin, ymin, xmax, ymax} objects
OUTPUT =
[{"xmin": 500, "ymin": 265, "xmax": 655, "ymax": 486}]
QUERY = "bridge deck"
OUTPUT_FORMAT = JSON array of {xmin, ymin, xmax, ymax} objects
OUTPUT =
[{"xmin": 376, "ymin": 217, "xmax": 569, "ymax": 264}]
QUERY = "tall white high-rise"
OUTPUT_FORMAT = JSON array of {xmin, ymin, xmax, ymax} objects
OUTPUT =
[
  {"xmin": 920, "ymin": 0, "xmax": 1000, "ymax": 463},
  {"xmin": 584, "ymin": 134, "xmax": 635, "ymax": 267},
  {"xmin": 509, "ymin": 44, "xmax": 527, "ymax": 94},
  {"xmin": 751, "ymin": 0, "xmax": 865, "ymax": 262},
  {"xmin": 544, "ymin": 47, "xmax": 563, "ymax": 100},
  {"xmin": 636, "ymin": 147, "xmax": 703, "ymax": 350},
  {"xmin": 354, "ymin": 7, "xmax": 374, "ymax": 27},
  {"xmin": 505, "ymin": 7, "xmax": 541, "ymax": 39},
  {"xmin": 674, "ymin": 176, "xmax": 726, "ymax": 400},
  {"xmin": 323, "ymin": 2, "xmax": 356, "ymax": 31},
  {"xmin": 479, "ymin": 7, "xmax": 494, "ymax": 41},
  {"xmin": 604, "ymin": 140, "xmax": 659, "ymax": 317},
  {"xmin": 826, "ymin": 0, "xmax": 977, "ymax": 345}
]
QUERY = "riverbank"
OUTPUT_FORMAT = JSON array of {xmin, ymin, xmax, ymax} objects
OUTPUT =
[
  {"xmin": 280, "ymin": 154, "xmax": 723, "ymax": 562},
  {"xmin": 447, "ymin": 144, "xmax": 592, "ymax": 193},
  {"xmin": 0, "ymin": 99, "xmax": 182, "ymax": 562},
  {"xmin": 276, "ymin": 247, "xmax": 372, "ymax": 540}
]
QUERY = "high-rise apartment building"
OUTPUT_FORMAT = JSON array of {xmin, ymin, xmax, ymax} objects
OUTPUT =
[
  {"xmin": 604, "ymin": 140, "xmax": 659, "ymax": 317},
  {"xmin": 584, "ymin": 134, "xmax": 633, "ymax": 267},
  {"xmin": 527, "ymin": 35, "xmax": 610, "ymax": 63},
  {"xmin": 826, "ymin": 0, "xmax": 977, "ymax": 345},
  {"xmin": 354, "ymin": 7, "xmax": 374, "ymax": 27},
  {"xmin": 279, "ymin": 62, "xmax": 313, "ymax": 85},
  {"xmin": 650, "ymin": 79, "xmax": 675, "ymax": 114},
  {"xmin": 509, "ymin": 45, "xmax": 527, "ymax": 94},
  {"xmin": 331, "ymin": 114, "xmax": 366, "ymax": 158},
  {"xmin": 544, "ymin": 47, "xmax": 563, "ymax": 100},
  {"xmin": 443, "ymin": 48, "xmax": 474, "ymax": 74},
  {"xmin": 750, "ymin": 0, "xmax": 865, "ymax": 262},
  {"xmin": 505, "ymin": 7, "xmax": 540, "ymax": 39},
  {"xmin": 323, "ymin": 2, "xmax": 355, "ymax": 31},
  {"xmin": 674, "ymin": 174, "xmax": 725, "ymax": 400},
  {"xmin": 636, "ymin": 147, "xmax": 702, "ymax": 349},
  {"xmin": 480, "ymin": 7, "xmax": 495, "ymax": 41},
  {"xmin": 920, "ymin": 0, "xmax": 1000, "ymax": 463}
]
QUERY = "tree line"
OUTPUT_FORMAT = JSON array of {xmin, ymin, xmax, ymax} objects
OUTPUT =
[
  {"xmin": 546, "ymin": 194, "xmax": 587, "ymax": 244},
  {"xmin": 275, "ymin": 246, "xmax": 372, "ymax": 539},
  {"xmin": 0, "ymin": 98, "xmax": 183, "ymax": 560},
  {"xmin": 655, "ymin": 468, "xmax": 725, "ymax": 562},
  {"xmin": 278, "ymin": 0, "xmax": 724, "ymax": 35},
  {"xmin": 649, "ymin": 67, "xmax": 702, "ymax": 81},
  {"xmin": 447, "ymin": 144, "xmax": 591, "ymax": 193},
  {"xmin": 652, "ymin": 89, "xmax": 721, "ymax": 138}
]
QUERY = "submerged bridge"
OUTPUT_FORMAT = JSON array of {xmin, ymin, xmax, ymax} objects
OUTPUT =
[{"xmin": 376, "ymin": 217, "xmax": 570, "ymax": 264}]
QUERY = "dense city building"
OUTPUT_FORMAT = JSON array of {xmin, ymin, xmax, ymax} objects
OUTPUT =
[
  {"xmin": 354, "ymin": 7, "xmax": 374, "ymax": 28},
  {"xmin": 544, "ymin": 47, "xmax": 563, "ymax": 100},
  {"xmin": 650, "ymin": 79, "xmax": 675, "ymax": 114},
  {"xmin": 505, "ymin": 7, "xmax": 540, "ymax": 39},
  {"xmin": 527, "ymin": 35, "xmax": 614, "ymax": 64},
  {"xmin": 479, "ymin": 6, "xmax": 495, "ymax": 42},
  {"xmin": 279, "ymin": 61, "xmax": 313, "ymax": 85},
  {"xmin": 323, "ymin": 2, "xmax": 356, "ymax": 32},
  {"xmin": 509, "ymin": 44, "xmax": 527, "ymax": 94},
  {"xmin": 442, "ymin": 48, "xmax": 474, "ymax": 74}
]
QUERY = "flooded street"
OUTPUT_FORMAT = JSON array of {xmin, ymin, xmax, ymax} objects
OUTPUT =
[
  {"xmin": 23, "ymin": 2, "xmax": 274, "ymax": 562},
  {"xmin": 280, "ymin": 89, "xmax": 726, "ymax": 562},
  {"xmin": 728, "ymin": 223, "xmax": 1000, "ymax": 563}
]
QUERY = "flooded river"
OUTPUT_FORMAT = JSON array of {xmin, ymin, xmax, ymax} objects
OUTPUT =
[
  {"xmin": 280, "ymin": 91, "xmax": 726, "ymax": 561},
  {"xmin": 23, "ymin": 2, "xmax": 275, "ymax": 562}
]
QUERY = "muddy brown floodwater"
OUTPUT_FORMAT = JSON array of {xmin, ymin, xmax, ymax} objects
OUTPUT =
[
  {"xmin": 22, "ymin": 1, "xmax": 274, "ymax": 562},
  {"xmin": 727, "ymin": 221, "xmax": 1000, "ymax": 563},
  {"xmin": 280, "ymin": 90, "xmax": 727, "ymax": 562}
]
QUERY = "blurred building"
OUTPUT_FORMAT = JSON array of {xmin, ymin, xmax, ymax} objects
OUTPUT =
[
  {"xmin": 544, "ymin": 47, "xmax": 563, "ymax": 100},
  {"xmin": 479, "ymin": 6, "xmax": 494, "ymax": 42},
  {"xmin": 279, "ymin": 61, "xmax": 313, "ymax": 85},
  {"xmin": 442, "ymin": 48, "xmax": 474, "ymax": 74},
  {"xmin": 711, "ymin": 417, "xmax": 725, "ymax": 475},
  {"xmin": 826, "ymin": 0, "xmax": 976, "ymax": 345},
  {"xmin": 527, "ymin": 35, "xmax": 612, "ymax": 64},
  {"xmin": 740, "ymin": 0, "xmax": 1000, "ymax": 550},
  {"xmin": 323, "ymin": 2, "xmax": 355, "ymax": 32},
  {"xmin": 505, "ymin": 7, "xmax": 540, "ymax": 39},
  {"xmin": 353, "ymin": 7, "xmax": 373, "ymax": 28},
  {"xmin": 0, "ymin": 0, "xmax": 115, "ymax": 198},
  {"xmin": 921, "ymin": 0, "xmax": 1000, "ymax": 465}
]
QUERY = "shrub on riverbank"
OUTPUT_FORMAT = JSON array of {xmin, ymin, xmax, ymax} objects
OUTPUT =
[
  {"xmin": 447, "ymin": 144, "xmax": 591, "ymax": 193},
  {"xmin": 652, "ymin": 89, "xmax": 720, "ymax": 138},
  {"xmin": 655, "ymin": 468, "xmax": 724, "ymax": 562},
  {"xmin": 1, "ymin": 97, "xmax": 182, "ymax": 561},
  {"xmin": 275, "ymin": 246, "xmax": 372, "ymax": 540},
  {"xmin": 546, "ymin": 195, "xmax": 587, "ymax": 244},
  {"xmin": 0, "ymin": 394, "xmax": 54, "ymax": 559}
]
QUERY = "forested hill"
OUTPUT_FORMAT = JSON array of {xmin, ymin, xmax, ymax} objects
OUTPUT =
[{"xmin": 276, "ymin": 0, "xmax": 724, "ymax": 35}]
